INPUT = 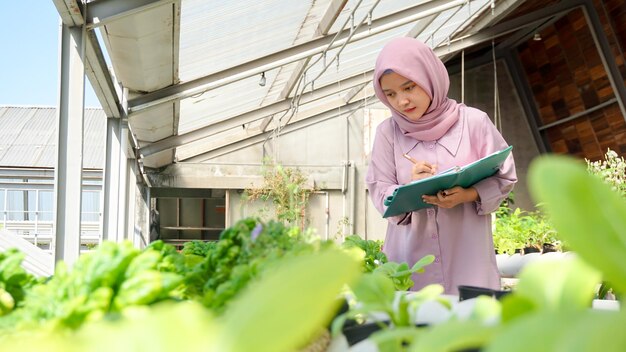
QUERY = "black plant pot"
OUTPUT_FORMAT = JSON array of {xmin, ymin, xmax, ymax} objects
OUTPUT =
[
  {"xmin": 542, "ymin": 243, "xmax": 558, "ymax": 253},
  {"xmin": 458, "ymin": 285, "xmax": 511, "ymax": 301},
  {"xmin": 522, "ymin": 246, "xmax": 541, "ymax": 254},
  {"xmin": 342, "ymin": 321, "xmax": 429, "ymax": 346},
  {"xmin": 342, "ymin": 321, "xmax": 390, "ymax": 346}
]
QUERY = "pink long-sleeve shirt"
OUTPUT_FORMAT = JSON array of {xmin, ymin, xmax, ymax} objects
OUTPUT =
[{"xmin": 366, "ymin": 106, "xmax": 517, "ymax": 295}]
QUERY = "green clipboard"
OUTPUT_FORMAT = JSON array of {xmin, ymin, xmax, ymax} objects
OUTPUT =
[{"xmin": 382, "ymin": 145, "xmax": 513, "ymax": 218}]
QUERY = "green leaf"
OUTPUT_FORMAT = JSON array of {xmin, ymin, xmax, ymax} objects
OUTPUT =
[
  {"xmin": 529, "ymin": 155, "xmax": 626, "ymax": 292},
  {"xmin": 468, "ymin": 296, "xmax": 501, "ymax": 323},
  {"xmin": 219, "ymin": 249, "xmax": 361, "ymax": 352},
  {"xmin": 411, "ymin": 255, "xmax": 435, "ymax": 272},
  {"xmin": 410, "ymin": 320, "xmax": 498, "ymax": 352},
  {"xmin": 500, "ymin": 294, "xmax": 536, "ymax": 323},
  {"xmin": 514, "ymin": 257, "xmax": 600, "ymax": 312},
  {"xmin": 485, "ymin": 310, "xmax": 626, "ymax": 352},
  {"xmin": 352, "ymin": 273, "xmax": 396, "ymax": 309},
  {"xmin": 371, "ymin": 326, "xmax": 421, "ymax": 352}
]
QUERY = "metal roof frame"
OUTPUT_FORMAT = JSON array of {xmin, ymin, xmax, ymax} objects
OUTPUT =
[
  {"xmin": 54, "ymin": 0, "xmax": 575, "ymax": 170},
  {"xmin": 175, "ymin": 0, "xmax": 593, "ymax": 162}
]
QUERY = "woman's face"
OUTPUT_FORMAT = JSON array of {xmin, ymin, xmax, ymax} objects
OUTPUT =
[{"xmin": 380, "ymin": 72, "xmax": 431, "ymax": 122}]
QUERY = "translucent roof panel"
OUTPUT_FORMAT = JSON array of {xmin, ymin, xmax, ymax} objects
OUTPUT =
[
  {"xmin": 297, "ymin": 23, "xmax": 414, "ymax": 94},
  {"xmin": 417, "ymin": 0, "xmax": 491, "ymax": 47},
  {"xmin": 176, "ymin": 88, "xmax": 359, "ymax": 161},
  {"xmin": 178, "ymin": 67, "xmax": 282, "ymax": 134},
  {"xmin": 176, "ymin": 0, "xmax": 493, "ymax": 149},
  {"xmin": 179, "ymin": 0, "xmax": 315, "ymax": 82},
  {"xmin": 328, "ymin": 0, "xmax": 421, "ymax": 34}
]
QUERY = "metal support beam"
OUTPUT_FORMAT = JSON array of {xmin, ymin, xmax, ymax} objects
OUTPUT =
[
  {"xmin": 183, "ymin": 97, "xmax": 374, "ymax": 162},
  {"xmin": 538, "ymin": 98, "xmax": 617, "ymax": 131},
  {"xmin": 102, "ymin": 117, "xmax": 122, "ymax": 242},
  {"xmin": 277, "ymin": 0, "xmax": 346, "ymax": 101},
  {"xmin": 139, "ymin": 71, "xmax": 372, "ymax": 157},
  {"xmin": 116, "ymin": 123, "xmax": 131, "ymax": 243},
  {"xmin": 504, "ymin": 51, "xmax": 549, "ymax": 153},
  {"xmin": 258, "ymin": 0, "xmax": 347, "ymax": 130},
  {"xmin": 126, "ymin": 161, "xmax": 138, "ymax": 244},
  {"xmin": 85, "ymin": 0, "xmax": 175, "ymax": 28},
  {"xmin": 84, "ymin": 30, "xmax": 122, "ymax": 118},
  {"xmin": 127, "ymin": 0, "xmax": 466, "ymax": 112},
  {"xmin": 434, "ymin": 0, "xmax": 583, "ymax": 57},
  {"xmin": 54, "ymin": 23, "xmax": 86, "ymax": 266},
  {"xmin": 53, "ymin": 0, "xmax": 124, "ymax": 118},
  {"xmin": 146, "ymin": 163, "xmax": 346, "ymax": 190},
  {"xmin": 440, "ymin": 0, "xmax": 526, "ymax": 63},
  {"xmin": 582, "ymin": 0, "xmax": 626, "ymax": 121},
  {"xmin": 52, "ymin": 0, "xmax": 84, "ymax": 26}
]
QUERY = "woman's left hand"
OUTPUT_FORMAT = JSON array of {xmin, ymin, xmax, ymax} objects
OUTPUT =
[{"xmin": 422, "ymin": 186, "xmax": 479, "ymax": 209}]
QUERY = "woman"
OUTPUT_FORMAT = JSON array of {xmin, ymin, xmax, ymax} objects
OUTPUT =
[{"xmin": 366, "ymin": 37, "xmax": 517, "ymax": 295}]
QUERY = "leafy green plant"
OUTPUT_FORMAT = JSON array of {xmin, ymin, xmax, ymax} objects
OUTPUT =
[
  {"xmin": 419, "ymin": 155, "xmax": 626, "ymax": 350},
  {"xmin": 181, "ymin": 240, "xmax": 217, "ymax": 257},
  {"xmin": 0, "ymin": 241, "xmax": 187, "ymax": 332},
  {"xmin": 0, "ymin": 247, "xmax": 363, "ymax": 352},
  {"xmin": 331, "ymin": 273, "xmax": 445, "ymax": 350},
  {"xmin": 185, "ymin": 218, "xmax": 335, "ymax": 314},
  {"xmin": 373, "ymin": 255, "xmax": 435, "ymax": 291},
  {"xmin": 244, "ymin": 162, "xmax": 314, "ymax": 228},
  {"xmin": 0, "ymin": 249, "xmax": 37, "ymax": 316},
  {"xmin": 342, "ymin": 234, "xmax": 387, "ymax": 272},
  {"xmin": 331, "ymin": 154, "xmax": 626, "ymax": 351},
  {"xmin": 493, "ymin": 204, "xmax": 560, "ymax": 254}
]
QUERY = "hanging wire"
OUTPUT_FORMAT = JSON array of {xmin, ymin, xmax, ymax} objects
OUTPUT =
[
  {"xmin": 267, "ymin": 0, "xmax": 381, "ymax": 146},
  {"xmin": 491, "ymin": 39, "xmax": 502, "ymax": 132},
  {"xmin": 461, "ymin": 50, "xmax": 465, "ymax": 104}
]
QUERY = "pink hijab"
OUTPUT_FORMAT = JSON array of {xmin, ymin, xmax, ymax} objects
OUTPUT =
[{"xmin": 373, "ymin": 37, "xmax": 462, "ymax": 141}]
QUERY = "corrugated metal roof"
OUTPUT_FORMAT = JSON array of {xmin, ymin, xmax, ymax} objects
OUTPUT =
[{"xmin": 0, "ymin": 106, "xmax": 106, "ymax": 169}]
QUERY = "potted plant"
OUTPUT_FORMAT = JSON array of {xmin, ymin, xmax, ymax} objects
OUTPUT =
[{"xmin": 493, "ymin": 201, "xmax": 564, "ymax": 278}]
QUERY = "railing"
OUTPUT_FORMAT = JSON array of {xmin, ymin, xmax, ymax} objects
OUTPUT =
[{"xmin": 1, "ymin": 220, "xmax": 102, "ymax": 254}]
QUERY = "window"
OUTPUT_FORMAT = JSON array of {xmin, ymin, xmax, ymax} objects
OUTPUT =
[
  {"xmin": 6, "ymin": 190, "xmax": 37, "ymax": 221},
  {"xmin": 38, "ymin": 190, "xmax": 53, "ymax": 221},
  {"xmin": 0, "ymin": 189, "xmax": 4, "ymax": 221},
  {"xmin": 81, "ymin": 191, "xmax": 101, "ymax": 222}
]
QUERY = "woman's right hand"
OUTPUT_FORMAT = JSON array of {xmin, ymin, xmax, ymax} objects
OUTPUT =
[{"xmin": 410, "ymin": 160, "xmax": 437, "ymax": 181}]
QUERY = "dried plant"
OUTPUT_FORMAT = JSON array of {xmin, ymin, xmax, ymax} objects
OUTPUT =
[{"xmin": 244, "ymin": 162, "xmax": 314, "ymax": 228}]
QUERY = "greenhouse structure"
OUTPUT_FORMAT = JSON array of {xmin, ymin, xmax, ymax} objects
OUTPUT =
[{"xmin": 0, "ymin": 0, "xmax": 625, "ymax": 350}]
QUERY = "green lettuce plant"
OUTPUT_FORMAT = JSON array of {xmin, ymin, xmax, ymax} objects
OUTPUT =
[
  {"xmin": 0, "ymin": 248, "xmax": 362, "ymax": 352},
  {"xmin": 342, "ymin": 234, "xmax": 387, "ymax": 272},
  {"xmin": 493, "ymin": 206, "xmax": 560, "ymax": 254}
]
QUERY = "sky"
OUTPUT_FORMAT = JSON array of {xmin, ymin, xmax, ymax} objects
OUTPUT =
[{"xmin": 0, "ymin": 2, "xmax": 101, "ymax": 108}]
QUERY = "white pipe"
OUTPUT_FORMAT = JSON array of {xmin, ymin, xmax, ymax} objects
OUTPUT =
[
  {"xmin": 325, "ymin": 191, "xmax": 330, "ymax": 240},
  {"xmin": 349, "ymin": 161, "xmax": 356, "ymax": 236}
]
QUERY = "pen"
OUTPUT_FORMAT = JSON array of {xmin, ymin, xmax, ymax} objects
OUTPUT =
[{"xmin": 402, "ymin": 153, "xmax": 418, "ymax": 164}]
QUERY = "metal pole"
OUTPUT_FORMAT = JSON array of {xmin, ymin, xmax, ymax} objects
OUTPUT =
[
  {"xmin": 102, "ymin": 117, "xmax": 121, "ymax": 241},
  {"xmin": 582, "ymin": 0, "xmax": 626, "ymax": 122},
  {"xmin": 54, "ymin": 22, "xmax": 85, "ymax": 266}
]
